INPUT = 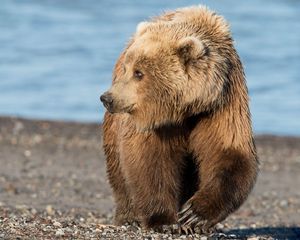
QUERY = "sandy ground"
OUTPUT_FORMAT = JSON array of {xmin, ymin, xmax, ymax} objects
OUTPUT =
[{"xmin": 0, "ymin": 116, "xmax": 299, "ymax": 239}]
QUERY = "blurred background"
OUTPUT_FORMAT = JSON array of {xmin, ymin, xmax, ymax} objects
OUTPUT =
[{"xmin": 0, "ymin": 0, "xmax": 299, "ymax": 135}]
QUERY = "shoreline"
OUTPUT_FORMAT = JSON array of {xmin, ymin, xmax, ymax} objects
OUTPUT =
[
  {"xmin": 0, "ymin": 116, "xmax": 300, "ymax": 239},
  {"xmin": 1, "ymin": 114, "xmax": 299, "ymax": 138}
]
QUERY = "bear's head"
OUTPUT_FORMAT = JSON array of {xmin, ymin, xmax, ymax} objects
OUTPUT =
[{"xmin": 101, "ymin": 7, "xmax": 238, "ymax": 131}]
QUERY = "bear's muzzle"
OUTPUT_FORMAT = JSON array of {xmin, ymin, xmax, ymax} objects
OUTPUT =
[{"xmin": 100, "ymin": 92, "xmax": 114, "ymax": 113}]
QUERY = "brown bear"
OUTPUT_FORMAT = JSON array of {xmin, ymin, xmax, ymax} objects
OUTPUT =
[{"xmin": 100, "ymin": 5, "xmax": 258, "ymax": 233}]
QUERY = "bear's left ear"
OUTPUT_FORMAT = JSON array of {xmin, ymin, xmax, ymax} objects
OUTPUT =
[
  {"xmin": 136, "ymin": 21, "xmax": 152, "ymax": 36},
  {"xmin": 177, "ymin": 36, "xmax": 207, "ymax": 63}
]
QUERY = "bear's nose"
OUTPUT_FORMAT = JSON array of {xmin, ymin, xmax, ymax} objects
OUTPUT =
[{"xmin": 100, "ymin": 92, "xmax": 113, "ymax": 107}]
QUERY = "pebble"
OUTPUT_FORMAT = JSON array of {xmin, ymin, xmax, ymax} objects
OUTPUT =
[
  {"xmin": 95, "ymin": 193, "xmax": 102, "ymax": 198},
  {"xmin": 55, "ymin": 229, "xmax": 64, "ymax": 236},
  {"xmin": 279, "ymin": 200, "xmax": 288, "ymax": 207},
  {"xmin": 31, "ymin": 193, "xmax": 37, "ymax": 198},
  {"xmin": 121, "ymin": 225, "xmax": 127, "ymax": 230},
  {"xmin": 53, "ymin": 221, "xmax": 62, "ymax": 227},
  {"xmin": 33, "ymin": 134, "xmax": 42, "ymax": 144},
  {"xmin": 31, "ymin": 208, "xmax": 37, "ymax": 215},
  {"xmin": 15, "ymin": 204, "xmax": 27, "ymax": 210},
  {"xmin": 215, "ymin": 223, "xmax": 224, "ymax": 229},
  {"xmin": 13, "ymin": 121, "xmax": 24, "ymax": 135},
  {"xmin": 172, "ymin": 224, "xmax": 179, "ymax": 231},
  {"xmin": 46, "ymin": 205, "xmax": 54, "ymax": 215},
  {"xmin": 64, "ymin": 227, "xmax": 72, "ymax": 232},
  {"xmin": 24, "ymin": 150, "xmax": 31, "ymax": 158},
  {"xmin": 250, "ymin": 223, "xmax": 257, "ymax": 228},
  {"xmin": 228, "ymin": 234, "xmax": 238, "ymax": 238},
  {"xmin": 239, "ymin": 225, "xmax": 247, "ymax": 229},
  {"xmin": 247, "ymin": 237, "xmax": 259, "ymax": 240}
]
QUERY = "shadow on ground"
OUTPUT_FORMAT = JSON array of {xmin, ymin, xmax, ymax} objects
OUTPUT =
[{"xmin": 226, "ymin": 227, "xmax": 300, "ymax": 240}]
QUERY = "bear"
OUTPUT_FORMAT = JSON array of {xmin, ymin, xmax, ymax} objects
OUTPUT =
[{"xmin": 100, "ymin": 5, "xmax": 258, "ymax": 233}]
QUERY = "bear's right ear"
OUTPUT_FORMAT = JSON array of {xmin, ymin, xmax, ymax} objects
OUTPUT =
[{"xmin": 177, "ymin": 36, "xmax": 207, "ymax": 63}]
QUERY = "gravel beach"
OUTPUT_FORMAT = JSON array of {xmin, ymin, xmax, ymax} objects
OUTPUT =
[{"xmin": 0, "ymin": 116, "xmax": 299, "ymax": 239}]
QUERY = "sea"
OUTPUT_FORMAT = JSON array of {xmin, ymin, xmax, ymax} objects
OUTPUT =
[{"xmin": 0, "ymin": 0, "xmax": 299, "ymax": 135}]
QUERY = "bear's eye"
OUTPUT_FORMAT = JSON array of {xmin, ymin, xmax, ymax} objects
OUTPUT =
[
  {"xmin": 134, "ymin": 70, "xmax": 144, "ymax": 80},
  {"xmin": 122, "ymin": 63, "xmax": 126, "ymax": 73}
]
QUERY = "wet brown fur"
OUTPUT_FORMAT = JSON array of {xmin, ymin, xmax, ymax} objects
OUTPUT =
[{"xmin": 102, "ymin": 6, "xmax": 258, "ymax": 230}]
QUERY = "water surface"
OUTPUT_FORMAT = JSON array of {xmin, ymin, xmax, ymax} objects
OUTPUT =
[{"xmin": 0, "ymin": 0, "xmax": 299, "ymax": 135}]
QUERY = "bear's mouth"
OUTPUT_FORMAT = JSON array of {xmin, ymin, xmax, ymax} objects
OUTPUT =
[
  {"xmin": 121, "ymin": 104, "xmax": 135, "ymax": 114},
  {"xmin": 106, "ymin": 104, "xmax": 135, "ymax": 114}
]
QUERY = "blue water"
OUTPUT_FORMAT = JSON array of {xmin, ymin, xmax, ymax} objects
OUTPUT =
[{"xmin": 0, "ymin": 0, "xmax": 299, "ymax": 135}]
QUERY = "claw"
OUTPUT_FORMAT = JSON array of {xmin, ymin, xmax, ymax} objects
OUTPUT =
[
  {"xmin": 178, "ymin": 225, "xmax": 182, "ymax": 235},
  {"xmin": 178, "ymin": 209, "xmax": 193, "ymax": 223},
  {"xmin": 194, "ymin": 220, "xmax": 208, "ymax": 234},
  {"xmin": 184, "ymin": 215, "xmax": 199, "ymax": 226},
  {"xmin": 181, "ymin": 226, "xmax": 187, "ymax": 235},
  {"xmin": 195, "ymin": 220, "xmax": 206, "ymax": 230},
  {"xmin": 178, "ymin": 203, "xmax": 192, "ymax": 215},
  {"xmin": 202, "ymin": 223, "xmax": 214, "ymax": 234},
  {"xmin": 181, "ymin": 225, "xmax": 194, "ymax": 235},
  {"xmin": 195, "ymin": 220, "xmax": 206, "ymax": 227}
]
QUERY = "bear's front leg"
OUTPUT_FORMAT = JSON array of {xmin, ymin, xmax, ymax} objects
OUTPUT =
[
  {"xmin": 106, "ymin": 152, "xmax": 139, "ymax": 225},
  {"xmin": 103, "ymin": 113, "xmax": 139, "ymax": 225},
  {"xmin": 120, "ymin": 131, "xmax": 185, "ymax": 229},
  {"xmin": 178, "ymin": 148, "xmax": 258, "ymax": 233}
]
